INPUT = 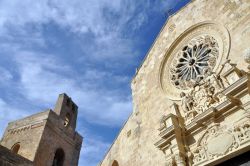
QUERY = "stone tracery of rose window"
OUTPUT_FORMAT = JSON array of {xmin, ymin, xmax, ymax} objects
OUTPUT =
[{"xmin": 170, "ymin": 35, "xmax": 219, "ymax": 90}]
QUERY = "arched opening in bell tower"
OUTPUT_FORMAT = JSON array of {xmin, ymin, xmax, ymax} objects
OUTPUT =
[
  {"xmin": 11, "ymin": 142, "xmax": 20, "ymax": 154},
  {"xmin": 52, "ymin": 148, "xmax": 65, "ymax": 166},
  {"xmin": 64, "ymin": 113, "xmax": 71, "ymax": 127}
]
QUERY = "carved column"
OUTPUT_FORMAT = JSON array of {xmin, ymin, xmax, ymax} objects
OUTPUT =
[
  {"xmin": 174, "ymin": 153, "xmax": 186, "ymax": 166},
  {"xmin": 155, "ymin": 113, "xmax": 187, "ymax": 166}
]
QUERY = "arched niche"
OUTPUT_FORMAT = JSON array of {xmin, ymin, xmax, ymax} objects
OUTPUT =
[
  {"xmin": 11, "ymin": 142, "xmax": 20, "ymax": 154},
  {"xmin": 64, "ymin": 113, "xmax": 71, "ymax": 127},
  {"xmin": 52, "ymin": 148, "xmax": 65, "ymax": 166},
  {"xmin": 112, "ymin": 160, "xmax": 119, "ymax": 166}
]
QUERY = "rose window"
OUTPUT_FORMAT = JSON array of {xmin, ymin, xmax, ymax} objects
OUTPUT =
[{"xmin": 170, "ymin": 35, "xmax": 219, "ymax": 90}]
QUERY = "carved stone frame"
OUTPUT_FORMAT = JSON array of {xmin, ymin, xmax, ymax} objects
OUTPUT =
[{"xmin": 159, "ymin": 21, "xmax": 231, "ymax": 100}]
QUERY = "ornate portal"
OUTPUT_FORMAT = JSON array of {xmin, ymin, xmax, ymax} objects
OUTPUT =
[{"xmin": 156, "ymin": 21, "xmax": 250, "ymax": 166}]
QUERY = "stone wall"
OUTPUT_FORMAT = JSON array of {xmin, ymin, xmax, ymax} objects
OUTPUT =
[
  {"xmin": 0, "ymin": 94, "xmax": 83, "ymax": 166},
  {"xmin": 99, "ymin": 0, "xmax": 250, "ymax": 165},
  {"xmin": 0, "ymin": 145, "xmax": 33, "ymax": 166},
  {"xmin": 0, "ymin": 110, "xmax": 49, "ymax": 161},
  {"xmin": 34, "ymin": 111, "xmax": 82, "ymax": 166}
]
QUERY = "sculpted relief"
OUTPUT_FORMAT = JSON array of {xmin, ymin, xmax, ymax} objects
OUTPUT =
[
  {"xmin": 193, "ymin": 115, "xmax": 250, "ymax": 166},
  {"xmin": 179, "ymin": 63, "xmax": 228, "ymax": 123},
  {"xmin": 159, "ymin": 22, "xmax": 235, "ymax": 123},
  {"xmin": 156, "ymin": 21, "xmax": 250, "ymax": 166},
  {"xmin": 160, "ymin": 22, "xmax": 230, "ymax": 100}
]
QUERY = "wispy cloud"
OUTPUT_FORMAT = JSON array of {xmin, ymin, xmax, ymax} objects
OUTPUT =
[
  {"xmin": 0, "ymin": 0, "xmax": 187, "ymax": 165},
  {"xmin": 0, "ymin": 98, "xmax": 32, "ymax": 136},
  {"xmin": 79, "ymin": 127, "xmax": 111, "ymax": 166},
  {"xmin": 10, "ymin": 52, "xmax": 131, "ymax": 126}
]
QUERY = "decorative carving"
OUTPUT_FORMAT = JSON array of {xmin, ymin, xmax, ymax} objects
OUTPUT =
[
  {"xmin": 234, "ymin": 120, "xmax": 250, "ymax": 144},
  {"xmin": 157, "ymin": 61, "xmax": 250, "ymax": 166},
  {"xmin": 177, "ymin": 63, "xmax": 227, "ymax": 123},
  {"xmin": 207, "ymin": 133, "xmax": 234, "ymax": 155},
  {"xmin": 10, "ymin": 126, "xmax": 31, "ymax": 134},
  {"xmin": 170, "ymin": 35, "xmax": 219, "ymax": 90},
  {"xmin": 193, "ymin": 145, "xmax": 207, "ymax": 164},
  {"xmin": 180, "ymin": 92, "xmax": 197, "ymax": 120},
  {"xmin": 9, "ymin": 122, "xmax": 44, "ymax": 135},
  {"xmin": 193, "ymin": 124, "xmax": 235, "ymax": 164},
  {"xmin": 160, "ymin": 22, "xmax": 230, "ymax": 100},
  {"xmin": 193, "ymin": 120, "xmax": 250, "ymax": 166}
]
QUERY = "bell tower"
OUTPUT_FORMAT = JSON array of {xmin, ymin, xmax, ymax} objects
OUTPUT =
[
  {"xmin": 54, "ymin": 93, "xmax": 78, "ymax": 130},
  {"xmin": 0, "ymin": 93, "xmax": 83, "ymax": 166}
]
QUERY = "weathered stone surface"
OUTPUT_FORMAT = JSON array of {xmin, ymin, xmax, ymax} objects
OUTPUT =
[
  {"xmin": 0, "ymin": 145, "xmax": 33, "ymax": 166},
  {"xmin": 0, "ymin": 93, "xmax": 83, "ymax": 166},
  {"xmin": 207, "ymin": 133, "xmax": 234, "ymax": 155},
  {"xmin": 99, "ymin": 0, "xmax": 250, "ymax": 166}
]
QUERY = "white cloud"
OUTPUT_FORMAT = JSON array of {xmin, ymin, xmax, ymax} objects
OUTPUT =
[
  {"xmin": 0, "ymin": 98, "xmax": 32, "ymax": 137},
  {"xmin": 11, "ymin": 52, "xmax": 132, "ymax": 127},
  {"xmin": 0, "ymin": 0, "xmax": 138, "ymax": 35},
  {"xmin": 0, "ymin": 0, "xmax": 175, "ymax": 62},
  {"xmin": 0, "ymin": 0, "xmax": 183, "ymax": 165},
  {"xmin": 80, "ymin": 134, "xmax": 110, "ymax": 166}
]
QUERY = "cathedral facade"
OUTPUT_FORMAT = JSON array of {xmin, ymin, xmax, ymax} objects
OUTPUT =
[
  {"xmin": 0, "ymin": 93, "xmax": 82, "ymax": 166},
  {"xmin": 100, "ymin": 0, "xmax": 250, "ymax": 165}
]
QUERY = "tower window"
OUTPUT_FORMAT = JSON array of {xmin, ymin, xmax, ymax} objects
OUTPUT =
[
  {"xmin": 11, "ymin": 143, "xmax": 20, "ymax": 154},
  {"xmin": 72, "ymin": 104, "xmax": 75, "ymax": 111},
  {"xmin": 66, "ymin": 98, "xmax": 71, "ymax": 107},
  {"xmin": 112, "ymin": 160, "xmax": 119, "ymax": 166},
  {"xmin": 52, "ymin": 148, "xmax": 65, "ymax": 166},
  {"xmin": 64, "ymin": 113, "xmax": 71, "ymax": 127}
]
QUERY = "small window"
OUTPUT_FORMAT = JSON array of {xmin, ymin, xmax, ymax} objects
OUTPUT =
[
  {"xmin": 64, "ymin": 113, "xmax": 71, "ymax": 127},
  {"xmin": 52, "ymin": 148, "xmax": 65, "ymax": 166},
  {"xmin": 66, "ymin": 98, "xmax": 71, "ymax": 107},
  {"xmin": 11, "ymin": 143, "xmax": 20, "ymax": 154},
  {"xmin": 112, "ymin": 160, "xmax": 119, "ymax": 166}
]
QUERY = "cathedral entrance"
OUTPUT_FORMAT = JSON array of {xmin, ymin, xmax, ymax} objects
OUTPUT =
[{"xmin": 217, "ymin": 151, "xmax": 250, "ymax": 166}]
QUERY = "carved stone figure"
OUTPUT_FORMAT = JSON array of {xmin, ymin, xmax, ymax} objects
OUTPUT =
[
  {"xmin": 177, "ymin": 60, "xmax": 231, "ymax": 123},
  {"xmin": 180, "ymin": 92, "xmax": 197, "ymax": 119},
  {"xmin": 204, "ymin": 84, "xmax": 220, "ymax": 107},
  {"xmin": 180, "ymin": 92, "xmax": 193, "ymax": 113},
  {"xmin": 205, "ymin": 69, "xmax": 225, "ymax": 90}
]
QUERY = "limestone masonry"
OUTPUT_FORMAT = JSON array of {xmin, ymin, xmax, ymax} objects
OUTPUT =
[
  {"xmin": 100, "ymin": 0, "xmax": 250, "ymax": 166},
  {"xmin": 0, "ymin": 93, "xmax": 83, "ymax": 166}
]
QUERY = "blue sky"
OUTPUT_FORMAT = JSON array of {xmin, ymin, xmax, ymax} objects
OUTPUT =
[{"xmin": 0, "ymin": 0, "xmax": 189, "ymax": 165}]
